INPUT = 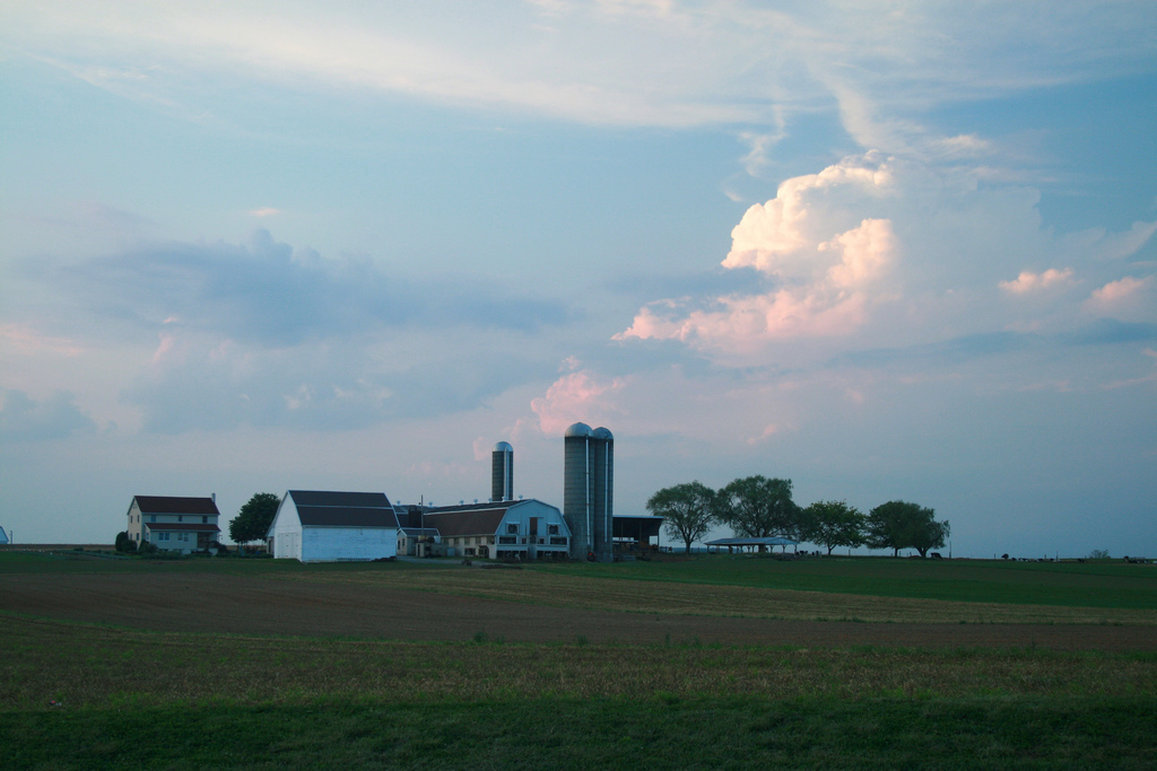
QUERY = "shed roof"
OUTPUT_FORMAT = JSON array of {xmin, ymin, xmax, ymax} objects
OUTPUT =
[
  {"xmin": 705, "ymin": 536, "xmax": 798, "ymax": 547},
  {"xmin": 133, "ymin": 496, "xmax": 220, "ymax": 516}
]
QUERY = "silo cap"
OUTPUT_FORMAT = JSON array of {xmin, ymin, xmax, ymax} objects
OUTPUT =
[
  {"xmin": 592, "ymin": 426, "xmax": 613, "ymax": 440},
  {"xmin": 493, "ymin": 441, "xmax": 513, "ymax": 452},
  {"xmin": 565, "ymin": 422, "xmax": 592, "ymax": 438}
]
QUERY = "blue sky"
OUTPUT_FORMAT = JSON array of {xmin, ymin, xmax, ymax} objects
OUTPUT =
[{"xmin": 2, "ymin": 1, "xmax": 1155, "ymax": 557}]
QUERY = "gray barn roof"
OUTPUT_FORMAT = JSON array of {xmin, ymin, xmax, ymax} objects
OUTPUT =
[{"xmin": 286, "ymin": 490, "xmax": 399, "ymax": 529}]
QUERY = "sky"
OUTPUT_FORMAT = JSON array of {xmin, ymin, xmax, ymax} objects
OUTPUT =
[{"xmin": 2, "ymin": 1, "xmax": 1155, "ymax": 557}]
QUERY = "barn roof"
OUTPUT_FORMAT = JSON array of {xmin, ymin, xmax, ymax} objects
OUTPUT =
[
  {"xmin": 423, "ymin": 504, "xmax": 510, "ymax": 537},
  {"xmin": 133, "ymin": 496, "xmax": 220, "ymax": 515},
  {"xmin": 285, "ymin": 490, "xmax": 399, "ymax": 529}
]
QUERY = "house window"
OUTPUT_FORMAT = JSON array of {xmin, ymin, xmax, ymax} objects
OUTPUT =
[
  {"xmin": 179, "ymin": 532, "xmax": 188, "ymax": 541},
  {"xmin": 549, "ymin": 525, "xmax": 559, "ymax": 535},
  {"xmin": 202, "ymin": 516, "xmax": 208, "ymax": 523},
  {"xmin": 149, "ymin": 515, "xmax": 155, "ymax": 523},
  {"xmin": 159, "ymin": 532, "xmax": 169, "ymax": 541},
  {"xmin": 507, "ymin": 524, "xmax": 518, "ymax": 534}
]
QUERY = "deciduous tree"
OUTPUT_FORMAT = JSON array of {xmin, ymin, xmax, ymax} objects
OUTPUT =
[
  {"xmin": 865, "ymin": 500, "xmax": 948, "ymax": 557},
  {"xmin": 803, "ymin": 500, "xmax": 866, "ymax": 555},
  {"xmin": 648, "ymin": 482, "xmax": 717, "ymax": 554},
  {"xmin": 716, "ymin": 476, "xmax": 802, "ymax": 540},
  {"xmin": 229, "ymin": 492, "xmax": 281, "ymax": 545}
]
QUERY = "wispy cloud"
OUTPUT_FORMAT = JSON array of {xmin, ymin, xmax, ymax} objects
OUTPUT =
[{"xmin": 45, "ymin": 230, "xmax": 569, "ymax": 346}]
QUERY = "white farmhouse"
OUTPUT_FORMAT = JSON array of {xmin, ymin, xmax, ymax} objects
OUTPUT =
[
  {"xmin": 126, "ymin": 495, "xmax": 222, "ymax": 553},
  {"xmin": 268, "ymin": 490, "xmax": 399, "ymax": 562}
]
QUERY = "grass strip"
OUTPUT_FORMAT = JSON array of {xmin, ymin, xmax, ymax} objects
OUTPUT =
[{"xmin": 3, "ymin": 696, "xmax": 1155, "ymax": 769}]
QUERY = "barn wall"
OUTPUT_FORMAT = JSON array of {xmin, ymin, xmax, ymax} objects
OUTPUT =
[
  {"xmin": 300, "ymin": 527, "xmax": 397, "ymax": 562},
  {"xmin": 270, "ymin": 496, "xmax": 303, "ymax": 560}
]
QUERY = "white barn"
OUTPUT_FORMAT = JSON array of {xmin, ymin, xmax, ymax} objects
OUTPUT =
[{"xmin": 268, "ymin": 490, "xmax": 399, "ymax": 562}]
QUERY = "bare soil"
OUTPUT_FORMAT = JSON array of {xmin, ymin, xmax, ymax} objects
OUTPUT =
[{"xmin": 3, "ymin": 570, "xmax": 1154, "ymax": 651}]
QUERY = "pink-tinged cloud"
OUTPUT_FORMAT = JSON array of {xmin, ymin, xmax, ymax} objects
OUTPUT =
[
  {"xmin": 1084, "ymin": 275, "xmax": 1155, "ymax": 320},
  {"xmin": 530, "ymin": 369, "xmax": 627, "ymax": 435},
  {"xmin": 999, "ymin": 268, "xmax": 1075, "ymax": 294},
  {"xmin": 0, "ymin": 324, "xmax": 83, "ymax": 357},
  {"xmin": 248, "ymin": 207, "xmax": 282, "ymax": 218}
]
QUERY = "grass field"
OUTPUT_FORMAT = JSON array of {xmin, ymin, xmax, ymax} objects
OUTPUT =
[{"xmin": 1, "ymin": 551, "xmax": 1154, "ymax": 768}]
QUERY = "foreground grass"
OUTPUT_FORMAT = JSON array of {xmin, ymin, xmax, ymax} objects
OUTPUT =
[
  {"xmin": 5, "ymin": 696, "xmax": 1155, "ymax": 769},
  {"xmin": 3, "ymin": 617, "xmax": 1155, "ymax": 768}
]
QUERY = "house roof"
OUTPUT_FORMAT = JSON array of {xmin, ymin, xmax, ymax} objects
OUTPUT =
[
  {"xmin": 144, "ymin": 522, "xmax": 221, "ymax": 533},
  {"xmin": 133, "ymin": 496, "xmax": 220, "ymax": 516},
  {"xmin": 286, "ymin": 490, "xmax": 399, "ymax": 529}
]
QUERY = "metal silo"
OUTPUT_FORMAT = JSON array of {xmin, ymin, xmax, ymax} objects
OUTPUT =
[
  {"xmin": 491, "ymin": 441, "xmax": 514, "ymax": 502},
  {"xmin": 590, "ymin": 426, "xmax": 614, "ymax": 562},
  {"xmin": 563, "ymin": 422, "xmax": 593, "ymax": 559}
]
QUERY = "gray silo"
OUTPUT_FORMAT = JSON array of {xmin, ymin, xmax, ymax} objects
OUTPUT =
[
  {"xmin": 563, "ymin": 422, "xmax": 614, "ymax": 561},
  {"xmin": 590, "ymin": 426, "xmax": 614, "ymax": 562},
  {"xmin": 491, "ymin": 441, "xmax": 514, "ymax": 502}
]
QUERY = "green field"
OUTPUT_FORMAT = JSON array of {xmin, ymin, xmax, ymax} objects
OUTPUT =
[{"xmin": 2, "ymin": 552, "xmax": 1155, "ymax": 768}]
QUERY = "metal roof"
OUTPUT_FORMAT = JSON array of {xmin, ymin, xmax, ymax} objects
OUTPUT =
[{"xmin": 705, "ymin": 536, "xmax": 798, "ymax": 547}]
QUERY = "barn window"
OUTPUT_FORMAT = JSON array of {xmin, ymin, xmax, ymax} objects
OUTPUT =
[
  {"xmin": 507, "ymin": 524, "xmax": 518, "ymax": 534},
  {"xmin": 549, "ymin": 525, "xmax": 559, "ymax": 535}
]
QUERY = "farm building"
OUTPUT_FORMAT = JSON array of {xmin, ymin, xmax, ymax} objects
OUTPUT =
[
  {"xmin": 125, "ymin": 495, "xmax": 221, "ymax": 554},
  {"xmin": 268, "ymin": 490, "xmax": 400, "ymax": 562},
  {"xmin": 417, "ymin": 499, "xmax": 571, "ymax": 560}
]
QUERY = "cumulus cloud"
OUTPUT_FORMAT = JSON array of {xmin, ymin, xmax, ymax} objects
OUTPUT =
[
  {"xmin": 999, "ymin": 268, "xmax": 1076, "ymax": 295},
  {"xmin": 1084, "ymin": 276, "xmax": 1156, "ymax": 322},
  {"xmin": 618, "ymin": 151, "xmax": 1157, "ymax": 365},
  {"xmin": 530, "ymin": 367, "xmax": 628, "ymax": 435}
]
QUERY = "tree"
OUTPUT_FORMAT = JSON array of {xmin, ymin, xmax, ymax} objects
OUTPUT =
[
  {"xmin": 114, "ymin": 530, "xmax": 136, "ymax": 554},
  {"xmin": 865, "ymin": 500, "xmax": 948, "ymax": 557},
  {"xmin": 716, "ymin": 476, "xmax": 803, "ymax": 540},
  {"xmin": 229, "ymin": 492, "xmax": 281, "ymax": 544},
  {"xmin": 648, "ymin": 482, "xmax": 717, "ymax": 554},
  {"xmin": 803, "ymin": 500, "xmax": 866, "ymax": 555}
]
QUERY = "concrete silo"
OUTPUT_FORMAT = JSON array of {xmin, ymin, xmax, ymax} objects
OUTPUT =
[
  {"xmin": 563, "ymin": 422, "xmax": 614, "ymax": 561},
  {"xmin": 491, "ymin": 441, "xmax": 514, "ymax": 502}
]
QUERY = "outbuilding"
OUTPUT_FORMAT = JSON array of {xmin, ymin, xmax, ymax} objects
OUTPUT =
[{"xmin": 267, "ymin": 490, "xmax": 399, "ymax": 562}]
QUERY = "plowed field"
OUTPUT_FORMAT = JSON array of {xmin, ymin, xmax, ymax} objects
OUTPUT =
[{"xmin": 3, "ymin": 567, "xmax": 1154, "ymax": 650}]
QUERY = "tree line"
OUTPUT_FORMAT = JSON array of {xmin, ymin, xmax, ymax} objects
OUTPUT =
[{"xmin": 646, "ymin": 475, "xmax": 950, "ymax": 557}]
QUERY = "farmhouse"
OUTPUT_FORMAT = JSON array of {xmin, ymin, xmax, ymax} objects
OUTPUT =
[
  {"xmin": 126, "ymin": 495, "xmax": 221, "ymax": 554},
  {"xmin": 417, "ymin": 499, "xmax": 571, "ymax": 560},
  {"xmin": 268, "ymin": 490, "xmax": 400, "ymax": 562}
]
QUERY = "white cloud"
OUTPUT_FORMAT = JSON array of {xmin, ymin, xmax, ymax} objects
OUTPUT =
[
  {"xmin": 999, "ymin": 268, "xmax": 1076, "ymax": 295},
  {"xmin": 618, "ymin": 150, "xmax": 1157, "ymax": 365},
  {"xmin": 1084, "ymin": 276, "xmax": 1156, "ymax": 321}
]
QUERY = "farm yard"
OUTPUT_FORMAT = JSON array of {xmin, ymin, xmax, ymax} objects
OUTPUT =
[{"xmin": 1, "ymin": 552, "xmax": 1155, "ymax": 768}]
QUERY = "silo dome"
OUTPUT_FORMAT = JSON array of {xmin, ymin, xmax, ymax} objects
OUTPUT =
[
  {"xmin": 493, "ymin": 441, "xmax": 513, "ymax": 452},
  {"xmin": 591, "ymin": 426, "xmax": 613, "ymax": 441},
  {"xmin": 565, "ymin": 422, "xmax": 592, "ymax": 438}
]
